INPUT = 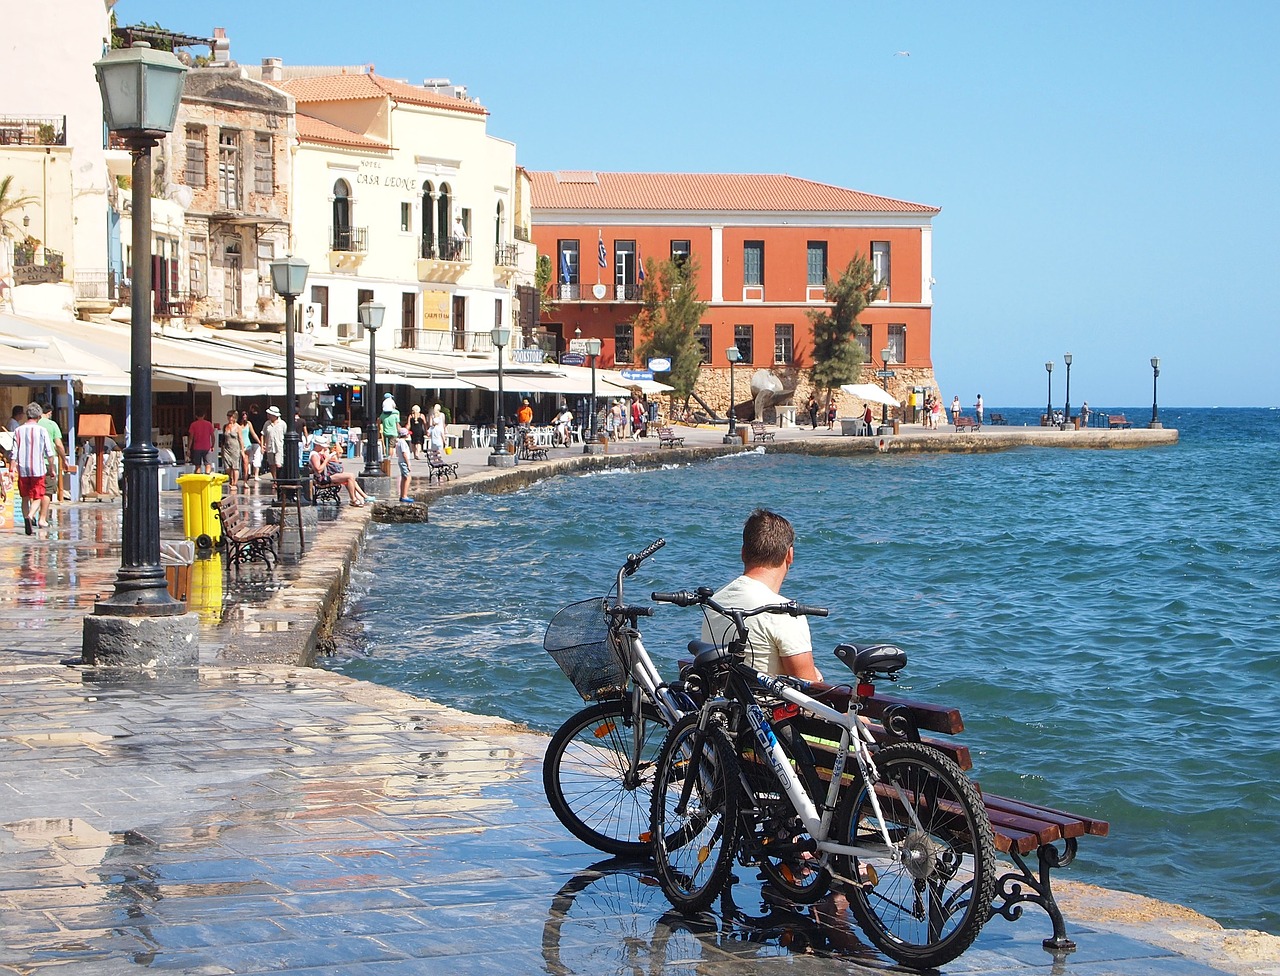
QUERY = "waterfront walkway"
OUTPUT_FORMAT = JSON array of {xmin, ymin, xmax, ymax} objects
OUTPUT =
[{"xmin": 8, "ymin": 419, "xmax": 1276, "ymax": 975}]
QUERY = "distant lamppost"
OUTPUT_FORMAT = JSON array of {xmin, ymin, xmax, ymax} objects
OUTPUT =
[
  {"xmin": 1149, "ymin": 356, "xmax": 1162, "ymax": 429},
  {"xmin": 1063, "ymin": 352, "xmax": 1072, "ymax": 428},
  {"xmin": 359, "ymin": 300, "xmax": 385, "ymax": 477},
  {"xmin": 489, "ymin": 324, "xmax": 511, "ymax": 463},
  {"xmin": 1045, "ymin": 360, "xmax": 1054, "ymax": 425},
  {"xmin": 881, "ymin": 347, "xmax": 893, "ymax": 426},
  {"xmin": 270, "ymin": 255, "xmax": 309, "ymax": 489},
  {"xmin": 83, "ymin": 41, "xmax": 194, "ymax": 665},
  {"xmin": 584, "ymin": 337, "xmax": 602, "ymax": 454},
  {"xmin": 725, "ymin": 344, "xmax": 742, "ymax": 440}
]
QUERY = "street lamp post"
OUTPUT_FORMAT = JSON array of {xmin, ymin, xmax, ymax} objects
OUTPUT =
[
  {"xmin": 583, "ymin": 338, "xmax": 602, "ymax": 454},
  {"xmin": 725, "ymin": 345, "xmax": 742, "ymax": 442},
  {"xmin": 488, "ymin": 324, "xmax": 512, "ymax": 466},
  {"xmin": 270, "ymin": 255, "xmax": 309, "ymax": 490},
  {"xmin": 359, "ymin": 301, "xmax": 385, "ymax": 477},
  {"xmin": 84, "ymin": 41, "xmax": 196, "ymax": 665},
  {"xmin": 881, "ymin": 347, "xmax": 893, "ymax": 426},
  {"xmin": 1063, "ymin": 352, "xmax": 1072, "ymax": 428},
  {"xmin": 1045, "ymin": 361, "xmax": 1054, "ymax": 426},
  {"xmin": 1149, "ymin": 357, "xmax": 1162, "ymax": 429}
]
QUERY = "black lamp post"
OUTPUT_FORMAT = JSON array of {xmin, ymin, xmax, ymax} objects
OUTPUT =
[
  {"xmin": 880, "ymin": 346, "xmax": 893, "ymax": 426},
  {"xmin": 84, "ymin": 42, "xmax": 195, "ymax": 663},
  {"xmin": 1063, "ymin": 352, "xmax": 1072, "ymax": 428},
  {"xmin": 489, "ymin": 324, "xmax": 511, "ymax": 464},
  {"xmin": 725, "ymin": 345, "xmax": 742, "ymax": 440},
  {"xmin": 584, "ymin": 337, "xmax": 602, "ymax": 454},
  {"xmin": 270, "ymin": 255, "xmax": 309, "ymax": 489},
  {"xmin": 359, "ymin": 300, "xmax": 385, "ymax": 476},
  {"xmin": 1149, "ymin": 356, "xmax": 1162, "ymax": 429},
  {"xmin": 1045, "ymin": 360, "xmax": 1054, "ymax": 425}
]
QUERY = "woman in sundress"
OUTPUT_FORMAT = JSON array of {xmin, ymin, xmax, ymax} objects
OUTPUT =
[{"xmin": 221, "ymin": 410, "xmax": 243, "ymax": 492}]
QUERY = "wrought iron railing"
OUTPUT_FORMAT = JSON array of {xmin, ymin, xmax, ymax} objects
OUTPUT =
[
  {"xmin": 614, "ymin": 282, "xmax": 642, "ymax": 301},
  {"xmin": 153, "ymin": 291, "xmax": 192, "ymax": 318},
  {"xmin": 495, "ymin": 242, "xmax": 518, "ymax": 267},
  {"xmin": 0, "ymin": 115, "xmax": 66, "ymax": 146},
  {"xmin": 329, "ymin": 226, "xmax": 368, "ymax": 252},
  {"xmin": 419, "ymin": 237, "xmax": 472, "ymax": 263}
]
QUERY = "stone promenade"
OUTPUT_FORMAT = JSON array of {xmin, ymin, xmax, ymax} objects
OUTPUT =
[{"xmin": 6, "ymin": 420, "xmax": 1276, "ymax": 976}]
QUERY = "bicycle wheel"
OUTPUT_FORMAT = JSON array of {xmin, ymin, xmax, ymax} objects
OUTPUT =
[
  {"xmin": 834, "ymin": 742, "xmax": 995, "ymax": 969},
  {"xmin": 544, "ymin": 700, "xmax": 665, "ymax": 856},
  {"xmin": 650, "ymin": 714, "xmax": 740, "ymax": 913},
  {"xmin": 754, "ymin": 720, "xmax": 831, "ymax": 904}
]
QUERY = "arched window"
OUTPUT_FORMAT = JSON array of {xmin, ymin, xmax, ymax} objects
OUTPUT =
[
  {"xmin": 437, "ymin": 183, "xmax": 451, "ymax": 255},
  {"xmin": 495, "ymin": 201, "xmax": 505, "ymax": 248},
  {"xmin": 421, "ymin": 181, "xmax": 435, "ymax": 258},
  {"xmin": 332, "ymin": 179, "xmax": 351, "ymax": 250}
]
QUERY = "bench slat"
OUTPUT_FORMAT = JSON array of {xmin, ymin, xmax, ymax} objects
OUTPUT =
[{"xmin": 982, "ymin": 793, "xmax": 1109, "ymax": 838}]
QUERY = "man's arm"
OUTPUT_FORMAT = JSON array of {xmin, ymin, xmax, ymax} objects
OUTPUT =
[{"xmin": 780, "ymin": 651, "xmax": 822, "ymax": 683}]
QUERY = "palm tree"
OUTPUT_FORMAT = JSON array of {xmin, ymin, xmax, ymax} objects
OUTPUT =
[{"xmin": 0, "ymin": 175, "xmax": 37, "ymax": 241}]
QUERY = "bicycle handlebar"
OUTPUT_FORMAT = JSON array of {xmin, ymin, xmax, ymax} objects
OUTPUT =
[
  {"xmin": 652, "ymin": 590, "xmax": 829, "ymax": 620},
  {"xmin": 624, "ymin": 538, "xmax": 666, "ymax": 577}
]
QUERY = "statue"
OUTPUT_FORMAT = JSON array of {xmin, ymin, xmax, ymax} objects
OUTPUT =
[{"xmin": 749, "ymin": 369, "xmax": 796, "ymax": 423}]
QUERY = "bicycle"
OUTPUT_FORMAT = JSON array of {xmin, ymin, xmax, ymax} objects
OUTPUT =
[
  {"xmin": 542, "ymin": 539, "xmax": 694, "ymax": 856},
  {"xmin": 647, "ymin": 587, "xmax": 997, "ymax": 970}
]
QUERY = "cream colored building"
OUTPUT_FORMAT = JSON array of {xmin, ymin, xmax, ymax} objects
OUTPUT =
[{"xmin": 265, "ymin": 67, "xmax": 535, "ymax": 366}]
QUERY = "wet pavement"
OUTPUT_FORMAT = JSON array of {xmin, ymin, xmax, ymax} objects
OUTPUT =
[{"xmin": 1, "ymin": 427, "xmax": 1270, "ymax": 976}]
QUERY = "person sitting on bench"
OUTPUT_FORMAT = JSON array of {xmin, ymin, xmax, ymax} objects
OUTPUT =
[{"xmin": 309, "ymin": 439, "xmax": 373, "ymax": 507}]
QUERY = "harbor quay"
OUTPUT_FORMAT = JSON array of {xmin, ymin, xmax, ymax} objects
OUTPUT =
[{"xmin": 9, "ymin": 420, "xmax": 1279, "ymax": 976}]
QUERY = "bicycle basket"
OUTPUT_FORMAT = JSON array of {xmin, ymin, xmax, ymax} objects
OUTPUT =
[{"xmin": 543, "ymin": 597, "xmax": 626, "ymax": 701}]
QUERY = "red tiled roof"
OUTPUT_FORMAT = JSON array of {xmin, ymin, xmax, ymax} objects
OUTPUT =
[
  {"xmin": 295, "ymin": 113, "xmax": 390, "ymax": 151},
  {"xmin": 529, "ymin": 172, "xmax": 939, "ymax": 214},
  {"xmin": 280, "ymin": 73, "xmax": 487, "ymax": 116}
]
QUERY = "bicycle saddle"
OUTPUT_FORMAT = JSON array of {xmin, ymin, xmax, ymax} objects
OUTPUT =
[
  {"xmin": 687, "ymin": 640, "xmax": 735, "ymax": 668},
  {"xmin": 834, "ymin": 642, "xmax": 906, "ymax": 677}
]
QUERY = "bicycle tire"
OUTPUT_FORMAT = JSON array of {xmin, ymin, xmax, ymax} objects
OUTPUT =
[
  {"xmin": 753, "ymin": 719, "xmax": 831, "ymax": 903},
  {"xmin": 650, "ymin": 714, "xmax": 740, "ymax": 913},
  {"xmin": 544, "ymin": 700, "xmax": 666, "ymax": 856},
  {"xmin": 833, "ymin": 741, "xmax": 996, "ymax": 969}
]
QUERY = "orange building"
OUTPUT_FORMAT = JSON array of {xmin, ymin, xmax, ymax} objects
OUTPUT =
[{"xmin": 529, "ymin": 171, "xmax": 941, "ymax": 420}]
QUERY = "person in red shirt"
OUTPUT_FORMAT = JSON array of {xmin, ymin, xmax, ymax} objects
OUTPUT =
[{"xmin": 187, "ymin": 411, "xmax": 216, "ymax": 473}]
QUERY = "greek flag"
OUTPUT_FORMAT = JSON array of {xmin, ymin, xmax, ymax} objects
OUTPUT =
[{"xmin": 598, "ymin": 232, "xmax": 607, "ymax": 269}]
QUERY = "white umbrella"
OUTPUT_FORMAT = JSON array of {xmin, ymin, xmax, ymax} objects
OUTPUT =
[{"xmin": 840, "ymin": 383, "xmax": 900, "ymax": 407}]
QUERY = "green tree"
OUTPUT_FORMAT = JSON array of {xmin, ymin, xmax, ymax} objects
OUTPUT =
[
  {"xmin": 0, "ymin": 176, "xmax": 37, "ymax": 241},
  {"xmin": 808, "ymin": 253, "xmax": 880, "ymax": 396},
  {"xmin": 535, "ymin": 253, "xmax": 555, "ymax": 319},
  {"xmin": 634, "ymin": 255, "xmax": 708, "ymax": 404}
]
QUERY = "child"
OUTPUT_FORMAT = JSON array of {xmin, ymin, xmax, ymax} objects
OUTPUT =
[{"xmin": 395, "ymin": 426, "xmax": 413, "ymax": 503}]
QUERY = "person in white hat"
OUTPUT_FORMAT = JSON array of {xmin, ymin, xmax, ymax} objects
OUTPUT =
[
  {"xmin": 379, "ymin": 396, "xmax": 400, "ymax": 462},
  {"xmin": 262, "ymin": 406, "xmax": 287, "ymax": 481}
]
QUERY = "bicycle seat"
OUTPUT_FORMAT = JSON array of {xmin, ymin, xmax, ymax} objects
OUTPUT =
[
  {"xmin": 834, "ymin": 642, "xmax": 906, "ymax": 677},
  {"xmin": 687, "ymin": 640, "xmax": 734, "ymax": 668}
]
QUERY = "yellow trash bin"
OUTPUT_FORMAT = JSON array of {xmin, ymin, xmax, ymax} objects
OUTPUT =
[{"xmin": 177, "ymin": 473, "xmax": 228, "ymax": 550}]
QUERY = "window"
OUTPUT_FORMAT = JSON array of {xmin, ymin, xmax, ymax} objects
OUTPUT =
[
  {"xmin": 872, "ymin": 241, "xmax": 891, "ymax": 300},
  {"xmin": 856, "ymin": 325, "xmax": 871, "ymax": 362},
  {"xmin": 734, "ymin": 324, "xmax": 753, "ymax": 364},
  {"xmin": 774, "ymin": 324, "xmax": 794, "ymax": 365},
  {"xmin": 671, "ymin": 239, "xmax": 690, "ymax": 270},
  {"xmin": 888, "ymin": 324, "xmax": 906, "ymax": 363},
  {"xmin": 187, "ymin": 234, "xmax": 207, "ymax": 298},
  {"xmin": 614, "ymin": 240, "xmax": 637, "ymax": 299},
  {"xmin": 743, "ymin": 241, "xmax": 763, "ymax": 286},
  {"xmin": 807, "ymin": 242, "xmax": 827, "ymax": 287},
  {"xmin": 253, "ymin": 133, "xmax": 273, "ymax": 194},
  {"xmin": 614, "ymin": 323, "xmax": 634, "ymax": 364},
  {"xmin": 310, "ymin": 285, "xmax": 329, "ymax": 330},
  {"xmin": 696, "ymin": 325, "xmax": 711, "ymax": 364},
  {"xmin": 557, "ymin": 239, "xmax": 579, "ymax": 299},
  {"xmin": 353, "ymin": 288, "xmax": 374, "ymax": 341},
  {"xmin": 421, "ymin": 181, "xmax": 436, "ymax": 256},
  {"xmin": 256, "ymin": 239, "xmax": 274, "ymax": 301},
  {"xmin": 217, "ymin": 130, "xmax": 240, "ymax": 210},
  {"xmin": 184, "ymin": 126, "xmax": 206, "ymax": 186},
  {"xmin": 332, "ymin": 179, "xmax": 352, "ymax": 250},
  {"xmin": 400, "ymin": 202, "xmax": 412, "ymax": 233}
]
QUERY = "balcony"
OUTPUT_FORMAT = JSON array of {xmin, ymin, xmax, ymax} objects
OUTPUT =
[
  {"xmin": 494, "ymin": 242, "xmax": 518, "ymax": 282},
  {"xmin": 328, "ymin": 225, "xmax": 368, "ymax": 273},
  {"xmin": 553, "ymin": 281, "xmax": 641, "ymax": 302},
  {"xmin": 74, "ymin": 270, "xmax": 119, "ymax": 311},
  {"xmin": 153, "ymin": 291, "xmax": 193, "ymax": 319},
  {"xmin": 0, "ymin": 115, "xmax": 67, "ymax": 146},
  {"xmin": 417, "ymin": 236, "xmax": 471, "ymax": 284},
  {"xmin": 395, "ymin": 328, "xmax": 495, "ymax": 355}
]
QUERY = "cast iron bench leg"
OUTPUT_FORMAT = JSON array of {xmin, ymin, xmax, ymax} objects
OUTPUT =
[{"xmin": 990, "ymin": 837, "xmax": 1078, "ymax": 953}]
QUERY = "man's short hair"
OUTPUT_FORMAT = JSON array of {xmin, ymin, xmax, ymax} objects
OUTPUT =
[
  {"xmin": 741, "ymin": 508, "xmax": 795, "ymax": 569},
  {"xmin": 26, "ymin": 402, "xmax": 43, "ymax": 419}
]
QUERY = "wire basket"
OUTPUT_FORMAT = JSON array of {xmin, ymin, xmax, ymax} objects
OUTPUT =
[{"xmin": 544, "ymin": 597, "xmax": 626, "ymax": 701}]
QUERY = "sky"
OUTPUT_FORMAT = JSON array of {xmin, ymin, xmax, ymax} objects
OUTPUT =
[{"xmin": 117, "ymin": 0, "xmax": 1280, "ymax": 407}]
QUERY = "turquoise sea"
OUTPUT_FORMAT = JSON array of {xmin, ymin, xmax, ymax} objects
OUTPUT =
[{"xmin": 326, "ymin": 407, "xmax": 1280, "ymax": 935}]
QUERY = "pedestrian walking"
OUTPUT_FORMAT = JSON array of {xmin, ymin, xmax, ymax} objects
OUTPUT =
[{"xmin": 12, "ymin": 403, "xmax": 53, "ymax": 535}]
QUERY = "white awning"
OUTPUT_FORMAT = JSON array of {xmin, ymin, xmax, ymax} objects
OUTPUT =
[
  {"xmin": 154, "ymin": 367, "xmax": 292, "ymax": 396},
  {"xmin": 841, "ymin": 383, "xmax": 900, "ymax": 407}
]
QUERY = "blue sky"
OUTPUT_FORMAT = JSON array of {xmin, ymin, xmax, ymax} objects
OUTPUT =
[{"xmin": 120, "ymin": 0, "xmax": 1279, "ymax": 407}]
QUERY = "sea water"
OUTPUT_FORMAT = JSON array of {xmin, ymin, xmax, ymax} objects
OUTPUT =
[{"xmin": 326, "ymin": 407, "xmax": 1280, "ymax": 934}]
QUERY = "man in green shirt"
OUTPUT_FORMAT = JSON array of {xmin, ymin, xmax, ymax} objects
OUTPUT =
[{"xmin": 379, "ymin": 395, "xmax": 400, "ymax": 462}]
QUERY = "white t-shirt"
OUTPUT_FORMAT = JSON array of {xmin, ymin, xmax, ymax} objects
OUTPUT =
[{"xmin": 699, "ymin": 574, "xmax": 812, "ymax": 675}]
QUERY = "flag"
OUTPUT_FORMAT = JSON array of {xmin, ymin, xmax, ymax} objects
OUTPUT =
[
  {"xmin": 637, "ymin": 244, "xmax": 645, "ymax": 282},
  {"xmin": 559, "ymin": 250, "xmax": 571, "ymax": 285},
  {"xmin": 598, "ymin": 232, "xmax": 607, "ymax": 269}
]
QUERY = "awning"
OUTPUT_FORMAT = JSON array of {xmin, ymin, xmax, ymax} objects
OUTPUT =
[
  {"xmin": 841, "ymin": 383, "xmax": 900, "ymax": 407},
  {"xmin": 0, "ymin": 332, "xmax": 131, "ymax": 395},
  {"xmin": 154, "ymin": 367, "xmax": 291, "ymax": 396}
]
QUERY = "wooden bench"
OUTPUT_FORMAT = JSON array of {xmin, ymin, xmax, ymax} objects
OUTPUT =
[
  {"xmin": 658, "ymin": 426, "xmax": 685, "ymax": 448},
  {"xmin": 1108, "ymin": 414, "xmax": 1132, "ymax": 429},
  {"xmin": 751, "ymin": 420, "xmax": 775, "ymax": 443},
  {"xmin": 213, "ymin": 494, "xmax": 279, "ymax": 569},
  {"xmin": 954, "ymin": 416, "xmax": 981, "ymax": 432},
  {"xmin": 426, "ymin": 449, "xmax": 459, "ymax": 483},
  {"xmin": 989, "ymin": 412, "xmax": 1008, "ymax": 425},
  {"xmin": 794, "ymin": 682, "xmax": 1108, "ymax": 952}
]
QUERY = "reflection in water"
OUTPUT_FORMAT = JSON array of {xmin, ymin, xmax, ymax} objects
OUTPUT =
[{"xmin": 541, "ymin": 858, "xmax": 879, "ymax": 975}]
